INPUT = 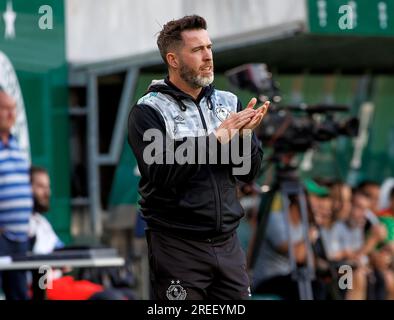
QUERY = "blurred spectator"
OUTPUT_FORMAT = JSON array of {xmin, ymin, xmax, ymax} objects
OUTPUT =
[
  {"xmin": 352, "ymin": 182, "xmax": 381, "ymax": 236},
  {"xmin": 358, "ymin": 181, "xmax": 381, "ymax": 214},
  {"xmin": 343, "ymin": 191, "xmax": 386, "ymax": 300},
  {"xmin": 368, "ymin": 247, "xmax": 394, "ymax": 300},
  {"xmin": 312, "ymin": 194, "xmax": 348, "ymax": 263},
  {"xmin": 306, "ymin": 180, "xmax": 348, "ymax": 299},
  {"xmin": 305, "ymin": 178, "xmax": 330, "ymax": 225},
  {"xmin": 28, "ymin": 166, "xmax": 135, "ymax": 300},
  {"xmin": 29, "ymin": 166, "xmax": 64, "ymax": 254},
  {"xmin": 377, "ymin": 186, "xmax": 394, "ymax": 250},
  {"xmin": 344, "ymin": 192, "xmax": 384, "ymax": 259},
  {"xmin": 251, "ymin": 196, "xmax": 316, "ymax": 300},
  {"xmin": 0, "ymin": 90, "xmax": 33, "ymax": 300},
  {"xmin": 28, "ymin": 166, "xmax": 64, "ymax": 300},
  {"xmin": 330, "ymin": 182, "xmax": 352, "ymax": 222},
  {"xmin": 369, "ymin": 186, "xmax": 394, "ymax": 300}
]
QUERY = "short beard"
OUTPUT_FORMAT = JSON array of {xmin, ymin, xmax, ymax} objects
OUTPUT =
[
  {"xmin": 33, "ymin": 199, "xmax": 49, "ymax": 214},
  {"xmin": 179, "ymin": 63, "xmax": 214, "ymax": 89}
]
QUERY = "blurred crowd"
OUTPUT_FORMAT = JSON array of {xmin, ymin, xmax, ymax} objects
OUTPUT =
[{"xmin": 238, "ymin": 177, "xmax": 394, "ymax": 300}]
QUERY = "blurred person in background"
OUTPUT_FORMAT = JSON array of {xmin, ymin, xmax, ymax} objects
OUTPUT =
[
  {"xmin": 330, "ymin": 181, "xmax": 352, "ymax": 222},
  {"xmin": 311, "ymin": 194, "xmax": 348, "ymax": 262},
  {"xmin": 305, "ymin": 180, "xmax": 348, "ymax": 299},
  {"xmin": 376, "ymin": 187, "xmax": 394, "ymax": 254},
  {"xmin": 311, "ymin": 189, "xmax": 347, "ymax": 300},
  {"xmin": 358, "ymin": 181, "xmax": 381, "ymax": 213},
  {"xmin": 0, "ymin": 89, "xmax": 33, "ymax": 300},
  {"xmin": 350, "ymin": 180, "xmax": 394, "ymax": 300},
  {"xmin": 343, "ymin": 191, "xmax": 387, "ymax": 299},
  {"xmin": 29, "ymin": 166, "xmax": 64, "ymax": 254},
  {"xmin": 28, "ymin": 166, "xmax": 135, "ymax": 300},
  {"xmin": 251, "ymin": 195, "xmax": 318, "ymax": 300},
  {"xmin": 368, "ymin": 186, "xmax": 394, "ymax": 300},
  {"xmin": 29, "ymin": 166, "xmax": 64, "ymax": 300},
  {"xmin": 358, "ymin": 181, "xmax": 381, "ymax": 218},
  {"xmin": 128, "ymin": 15, "xmax": 269, "ymax": 300}
]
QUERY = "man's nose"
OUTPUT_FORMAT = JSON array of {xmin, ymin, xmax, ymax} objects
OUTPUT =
[{"xmin": 203, "ymin": 48, "xmax": 212, "ymax": 60}]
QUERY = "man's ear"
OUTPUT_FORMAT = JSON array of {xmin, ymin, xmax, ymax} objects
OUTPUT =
[{"xmin": 166, "ymin": 52, "xmax": 178, "ymax": 69}]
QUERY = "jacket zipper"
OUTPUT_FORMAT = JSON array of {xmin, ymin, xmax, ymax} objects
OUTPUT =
[{"xmin": 194, "ymin": 99, "xmax": 222, "ymax": 233}]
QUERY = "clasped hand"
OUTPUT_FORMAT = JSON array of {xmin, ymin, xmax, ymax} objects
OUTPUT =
[{"xmin": 214, "ymin": 98, "xmax": 270, "ymax": 144}]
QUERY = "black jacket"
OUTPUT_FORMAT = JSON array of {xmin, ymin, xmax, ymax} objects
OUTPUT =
[{"xmin": 128, "ymin": 79, "xmax": 263, "ymax": 240}]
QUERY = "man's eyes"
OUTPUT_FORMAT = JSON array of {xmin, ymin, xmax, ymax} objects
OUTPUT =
[{"xmin": 192, "ymin": 46, "xmax": 213, "ymax": 52}]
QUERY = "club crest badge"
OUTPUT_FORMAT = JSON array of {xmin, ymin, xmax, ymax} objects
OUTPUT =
[
  {"xmin": 166, "ymin": 280, "xmax": 187, "ymax": 300},
  {"xmin": 214, "ymin": 106, "xmax": 230, "ymax": 122}
]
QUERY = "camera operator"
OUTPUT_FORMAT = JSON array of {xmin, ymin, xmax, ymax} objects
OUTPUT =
[{"xmin": 250, "ymin": 195, "xmax": 318, "ymax": 300}]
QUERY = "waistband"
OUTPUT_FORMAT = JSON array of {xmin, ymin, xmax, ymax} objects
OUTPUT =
[{"xmin": 147, "ymin": 226, "xmax": 235, "ymax": 244}]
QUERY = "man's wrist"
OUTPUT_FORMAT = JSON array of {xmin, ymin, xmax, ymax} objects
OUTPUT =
[{"xmin": 214, "ymin": 128, "xmax": 231, "ymax": 144}]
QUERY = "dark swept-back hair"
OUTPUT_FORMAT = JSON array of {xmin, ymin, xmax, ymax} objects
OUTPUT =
[{"xmin": 157, "ymin": 15, "xmax": 207, "ymax": 65}]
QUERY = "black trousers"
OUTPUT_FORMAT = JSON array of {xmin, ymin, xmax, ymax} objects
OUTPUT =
[{"xmin": 146, "ymin": 230, "xmax": 250, "ymax": 300}]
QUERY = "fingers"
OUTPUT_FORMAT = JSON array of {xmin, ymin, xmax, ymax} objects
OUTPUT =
[
  {"xmin": 246, "ymin": 97, "xmax": 257, "ymax": 109},
  {"xmin": 221, "ymin": 100, "xmax": 269, "ymax": 131},
  {"xmin": 227, "ymin": 109, "xmax": 255, "ymax": 125},
  {"xmin": 255, "ymin": 101, "xmax": 270, "ymax": 116},
  {"xmin": 249, "ymin": 113, "xmax": 263, "ymax": 127},
  {"xmin": 237, "ymin": 116, "xmax": 253, "ymax": 128},
  {"xmin": 238, "ymin": 108, "xmax": 256, "ymax": 117},
  {"xmin": 228, "ymin": 109, "xmax": 254, "ymax": 120},
  {"xmin": 248, "ymin": 101, "xmax": 270, "ymax": 126},
  {"xmin": 241, "ymin": 108, "xmax": 266, "ymax": 131},
  {"xmin": 261, "ymin": 101, "xmax": 270, "ymax": 116},
  {"xmin": 220, "ymin": 116, "xmax": 249, "ymax": 131},
  {"xmin": 236, "ymin": 110, "xmax": 256, "ymax": 125},
  {"xmin": 261, "ymin": 101, "xmax": 271, "ymax": 117}
]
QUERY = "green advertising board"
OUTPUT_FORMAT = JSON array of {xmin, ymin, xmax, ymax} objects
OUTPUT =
[
  {"xmin": 0, "ymin": 0, "xmax": 70, "ymax": 243},
  {"xmin": 308, "ymin": 0, "xmax": 394, "ymax": 36}
]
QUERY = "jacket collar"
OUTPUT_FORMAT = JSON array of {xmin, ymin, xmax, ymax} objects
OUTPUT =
[{"xmin": 147, "ymin": 77, "xmax": 215, "ymax": 111}]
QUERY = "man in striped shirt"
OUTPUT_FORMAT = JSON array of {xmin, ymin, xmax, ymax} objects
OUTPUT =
[{"xmin": 0, "ymin": 89, "xmax": 33, "ymax": 300}]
